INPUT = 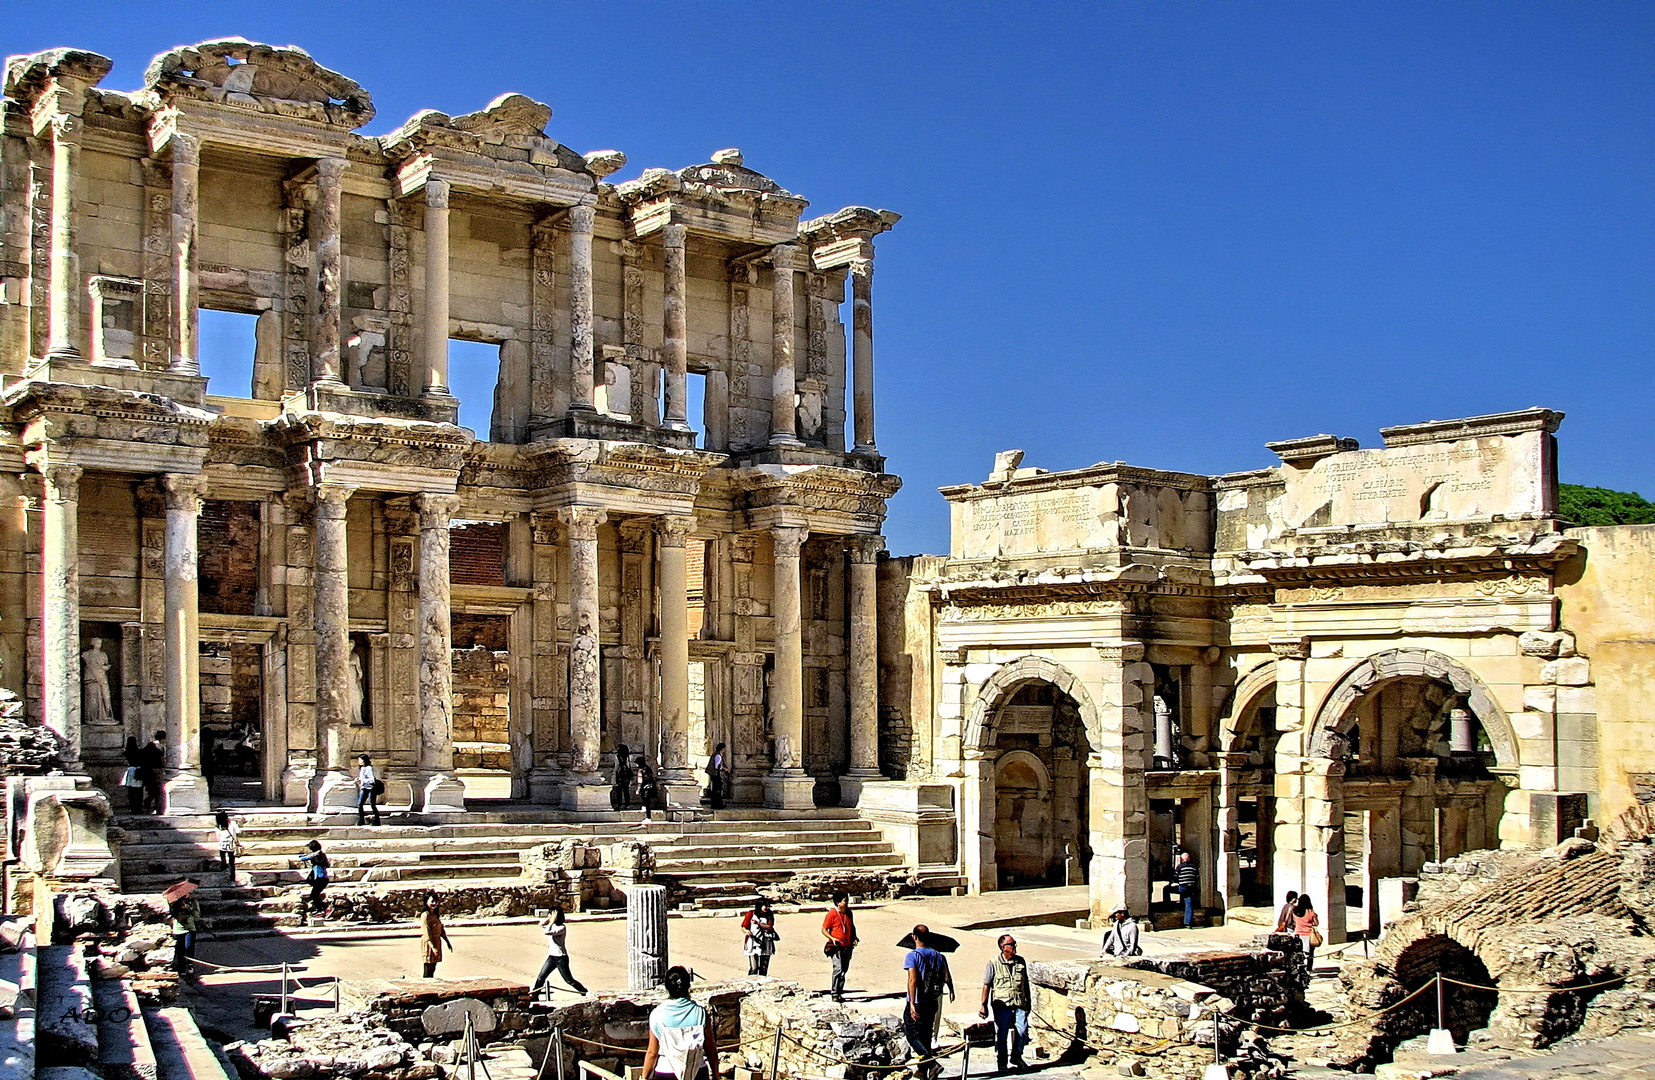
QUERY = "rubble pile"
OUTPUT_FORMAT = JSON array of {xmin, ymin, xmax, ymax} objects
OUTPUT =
[
  {"xmin": 1329, "ymin": 805, "xmax": 1655, "ymax": 1069},
  {"xmin": 48, "ymin": 889, "xmax": 182, "ymax": 999},
  {"xmin": 225, "ymin": 1011, "xmax": 441, "ymax": 1080},
  {"xmin": 0, "ymin": 687, "xmax": 59, "ymax": 773},
  {"xmin": 738, "ymin": 983, "xmax": 910, "ymax": 1079},
  {"xmin": 765, "ymin": 868, "xmax": 920, "ymax": 904}
]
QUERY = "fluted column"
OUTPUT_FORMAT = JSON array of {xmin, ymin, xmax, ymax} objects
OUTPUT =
[
  {"xmin": 415, "ymin": 493, "xmax": 465, "ymax": 811},
  {"xmin": 850, "ymin": 258, "xmax": 876, "ymax": 453},
  {"xmin": 46, "ymin": 116, "xmax": 83, "ymax": 360},
  {"xmin": 769, "ymin": 245, "xmax": 801, "ymax": 446},
  {"xmin": 422, "ymin": 179, "xmax": 451, "ymax": 397},
  {"xmin": 845, "ymin": 535, "xmax": 884, "ymax": 780},
  {"xmin": 41, "ymin": 464, "xmax": 83, "ymax": 768},
  {"xmin": 310, "ymin": 156, "xmax": 346, "ymax": 387},
  {"xmin": 560, "ymin": 506, "xmax": 609, "ymax": 809},
  {"xmin": 657, "ymin": 517, "xmax": 694, "ymax": 794},
  {"xmin": 309, "ymin": 483, "xmax": 355, "ymax": 810},
  {"xmin": 764, "ymin": 525, "xmax": 812, "ymax": 808},
  {"xmin": 160, "ymin": 474, "xmax": 209, "ymax": 811},
  {"xmin": 569, "ymin": 203, "xmax": 597, "ymax": 411},
  {"xmin": 661, "ymin": 223, "xmax": 689, "ymax": 430},
  {"xmin": 627, "ymin": 883, "xmax": 669, "ymax": 989},
  {"xmin": 169, "ymin": 133, "xmax": 201, "ymax": 376}
]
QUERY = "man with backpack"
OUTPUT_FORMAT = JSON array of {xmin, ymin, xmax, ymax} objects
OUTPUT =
[{"xmin": 902, "ymin": 925, "xmax": 954, "ymax": 1080}]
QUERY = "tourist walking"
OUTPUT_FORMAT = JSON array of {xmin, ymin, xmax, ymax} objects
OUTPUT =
[
  {"xmin": 705, "ymin": 743, "xmax": 728, "ymax": 811},
  {"xmin": 1292, "ymin": 895, "xmax": 1321, "ymax": 970},
  {"xmin": 215, "ymin": 809, "xmax": 241, "ymax": 878},
  {"xmin": 821, "ymin": 891, "xmax": 858, "ymax": 1001},
  {"xmin": 139, "ymin": 730, "xmax": 166, "ymax": 813},
  {"xmin": 635, "ymin": 756, "xmax": 658, "ymax": 820},
  {"xmin": 356, "ymin": 754, "xmax": 382, "ymax": 825},
  {"xmin": 1175, "ymin": 850, "xmax": 1199, "ymax": 928},
  {"xmin": 1273, "ymin": 890, "xmax": 1300, "ymax": 933},
  {"xmin": 979, "ymin": 933, "xmax": 1031, "ymax": 1072},
  {"xmin": 531, "ymin": 908, "xmax": 588, "ymax": 997},
  {"xmin": 121, "ymin": 736, "xmax": 146, "ymax": 813},
  {"xmin": 742, "ymin": 896, "xmax": 779, "ymax": 975},
  {"xmin": 419, "ymin": 892, "xmax": 455, "ymax": 978},
  {"xmin": 612, "ymin": 744, "xmax": 633, "ymax": 811},
  {"xmin": 1101, "ymin": 906, "xmax": 1142, "ymax": 957},
  {"xmin": 902, "ymin": 926, "xmax": 954, "ymax": 1080},
  {"xmin": 168, "ymin": 886, "xmax": 201, "ymax": 976},
  {"xmin": 298, "ymin": 839, "xmax": 330, "ymax": 920},
  {"xmin": 641, "ymin": 966, "xmax": 719, "ymax": 1080}
]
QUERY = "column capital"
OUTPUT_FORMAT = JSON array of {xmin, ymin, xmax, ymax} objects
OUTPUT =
[
  {"xmin": 415, "ymin": 491, "xmax": 461, "ymax": 528},
  {"xmin": 770, "ymin": 243, "xmax": 799, "ymax": 272},
  {"xmin": 47, "ymin": 112, "xmax": 82, "ymax": 142},
  {"xmin": 311, "ymin": 482, "xmax": 355, "ymax": 518},
  {"xmin": 42, "ymin": 463, "xmax": 83, "ymax": 502},
  {"xmin": 315, "ymin": 155, "xmax": 347, "ymax": 181},
  {"xmin": 1094, "ymin": 641, "xmax": 1146, "ymax": 664},
  {"xmin": 656, "ymin": 515, "xmax": 695, "ymax": 547},
  {"xmin": 424, "ymin": 178, "xmax": 450, "ymax": 208},
  {"xmin": 849, "ymin": 256, "xmax": 873, "ymax": 282},
  {"xmin": 847, "ymin": 534, "xmax": 886, "ymax": 563},
  {"xmin": 168, "ymin": 130, "xmax": 201, "ymax": 166},
  {"xmin": 160, "ymin": 472, "xmax": 209, "ymax": 512},
  {"xmin": 569, "ymin": 203, "xmax": 596, "ymax": 233},
  {"xmin": 558, "ymin": 505, "xmax": 608, "ymax": 540},
  {"xmin": 771, "ymin": 524, "xmax": 807, "ymax": 558},
  {"xmin": 662, "ymin": 222, "xmax": 687, "ymax": 249}
]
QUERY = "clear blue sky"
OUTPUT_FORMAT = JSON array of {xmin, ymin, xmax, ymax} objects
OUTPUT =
[{"xmin": 12, "ymin": 1, "xmax": 1653, "ymax": 555}]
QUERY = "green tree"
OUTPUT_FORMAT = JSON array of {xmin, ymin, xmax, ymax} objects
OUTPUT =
[{"xmin": 1558, "ymin": 484, "xmax": 1655, "ymax": 526}]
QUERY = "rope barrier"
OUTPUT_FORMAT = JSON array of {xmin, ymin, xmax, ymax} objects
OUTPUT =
[{"xmin": 1438, "ymin": 973, "xmax": 1628, "ymax": 994}]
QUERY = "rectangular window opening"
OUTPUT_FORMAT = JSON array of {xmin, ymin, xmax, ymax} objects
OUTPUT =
[
  {"xmin": 200, "ymin": 308, "xmax": 259, "ymax": 398},
  {"xmin": 686, "ymin": 370, "xmax": 706, "ymax": 447},
  {"xmin": 448, "ymin": 339, "xmax": 501, "ymax": 439}
]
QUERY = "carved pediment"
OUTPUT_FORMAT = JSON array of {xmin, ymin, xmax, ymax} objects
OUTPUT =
[
  {"xmin": 142, "ymin": 39, "xmax": 374, "ymax": 129},
  {"xmin": 452, "ymin": 92, "xmax": 550, "ymax": 137},
  {"xmin": 3, "ymin": 47, "xmax": 112, "ymax": 104},
  {"xmin": 382, "ymin": 92, "xmax": 592, "ymax": 176}
]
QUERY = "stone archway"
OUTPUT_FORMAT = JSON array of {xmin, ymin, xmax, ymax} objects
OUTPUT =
[
  {"xmin": 1309, "ymin": 649, "xmax": 1518, "ymax": 768},
  {"xmin": 964, "ymin": 655, "xmax": 1102, "ymax": 752},
  {"xmin": 1218, "ymin": 662, "xmax": 1279, "ymax": 907}
]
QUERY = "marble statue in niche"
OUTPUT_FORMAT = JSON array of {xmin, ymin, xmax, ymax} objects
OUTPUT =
[{"xmin": 81, "ymin": 638, "xmax": 114, "ymax": 723}]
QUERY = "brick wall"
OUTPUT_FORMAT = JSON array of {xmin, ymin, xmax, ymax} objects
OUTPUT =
[
  {"xmin": 449, "ymin": 522, "xmax": 505, "ymax": 586},
  {"xmin": 199, "ymin": 500, "xmax": 261, "ymax": 615}
]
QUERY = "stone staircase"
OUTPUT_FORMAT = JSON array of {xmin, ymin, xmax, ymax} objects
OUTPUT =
[
  {"xmin": 3, "ymin": 919, "xmax": 235, "ymax": 1080},
  {"xmin": 115, "ymin": 807, "xmax": 909, "ymax": 932}
]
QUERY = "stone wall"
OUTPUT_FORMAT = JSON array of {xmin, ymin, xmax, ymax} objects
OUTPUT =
[{"xmin": 451, "ymin": 645, "xmax": 510, "ymax": 770}]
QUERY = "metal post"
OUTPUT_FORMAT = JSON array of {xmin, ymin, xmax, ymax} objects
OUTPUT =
[
  {"xmin": 554, "ymin": 1028, "xmax": 566, "ymax": 1080},
  {"xmin": 1437, "ymin": 973, "xmax": 1445, "ymax": 1033},
  {"xmin": 1215, "ymin": 1007, "xmax": 1221, "ymax": 1064},
  {"xmin": 961, "ymin": 1043, "xmax": 971, "ymax": 1080},
  {"xmin": 770, "ymin": 1023, "xmax": 783, "ymax": 1080},
  {"xmin": 281, "ymin": 961, "xmax": 289, "ymax": 1015}
]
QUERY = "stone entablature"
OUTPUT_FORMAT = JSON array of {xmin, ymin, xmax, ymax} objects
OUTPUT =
[{"xmin": 0, "ymin": 39, "xmax": 901, "ymax": 819}]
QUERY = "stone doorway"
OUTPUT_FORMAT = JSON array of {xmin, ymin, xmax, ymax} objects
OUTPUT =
[
  {"xmin": 202, "ymin": 641, "xmax": 266, "ymax": 804},
  {"xmin": 450, "ymin": 613, "xmax": 513, "ymax": 800},
  {"xmin": 991, "ymin": 680, "xmax": 1091, "ymax": 889}
]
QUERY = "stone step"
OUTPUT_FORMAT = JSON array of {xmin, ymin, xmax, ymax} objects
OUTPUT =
[
  {"xmin": 94, "ymin": 977, "xmax": 158, "ymax": 1080},
  {"xmin": 36, "ymin": 945, "xmax": 97, "ymax": 1067},
  {"xmin": 239, "ymin": 861, "xmax": 526, "ymax": 886},
  {"xmin": 144, "ymin": 1005, "xmax": 235, "ymax": 1080},
  {"xmin": 655, "ymin": 852, "xmax": 903, "ymax": 873},
  {"xmin": 660, "ymin": 840, "xmax": 896, "ymax": 861}
]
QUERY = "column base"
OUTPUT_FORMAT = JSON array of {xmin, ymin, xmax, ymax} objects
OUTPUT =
[
  {"xmin": 309, "ymin": 769, "xmax": 358, "ymax": 813},
  {"xmin": 659, "ymin": 772, "xmax": 703, "ymax": 810},
  {"xmin": 768, "ymin": 434, "xmax": 804, "ymax": 448},
  {"xmin": 527, "ymin": 766, "xmax": 563, "ymax": 805},
  {"xmin": 561, "ymin": 774, "xmax": 614, "ymax": 811},
  {"xmin": 162, "ymin": 772, "xmax": 211, "ymax": 815},
  {"xmin": 837, "ymin": 770, "xmax": 884, "ymax": 808},
  {"xmin": 763, "ymin": 770, "xmax": 817, "ymax": 810},
  {"xmin": 418, "ymin": 772, "xmax": 467, "ymax": 813}
]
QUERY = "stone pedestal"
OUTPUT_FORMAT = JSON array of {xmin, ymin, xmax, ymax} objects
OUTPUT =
[
  {"xmin": 626, "ymin": 883, "xmax": 668, "ymax": 990},
  {"xmin": 420, "ymin": 772, "xmax": 467, "ymax": 814},
  {"xmin": 311, "ymin": 770, "xmax": 359, "ymax": 813},
  {"xmin": 21, "ymin": 777, "xmax": 116, "ymax": 881},
  {"xmin": 162, "ymin": 773, "xmax": 210, "ymax": 816},
  {"xmin": 762, "ymin": 772, "xmax": 817, "ymax": 810},
  {"xmin": 562, "ymin": 777, "xmax": 614, "ymax": 812}
]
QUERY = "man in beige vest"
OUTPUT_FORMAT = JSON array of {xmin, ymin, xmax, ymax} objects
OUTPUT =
[{"xmin": 978, "ymin": 933, "xmax": 1030, "ymax": 1072}]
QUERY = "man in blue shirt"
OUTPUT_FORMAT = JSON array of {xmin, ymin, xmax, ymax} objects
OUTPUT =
[{"xmin": 903, "ymin": 925, "xmax": 954, "ymax": 1080}]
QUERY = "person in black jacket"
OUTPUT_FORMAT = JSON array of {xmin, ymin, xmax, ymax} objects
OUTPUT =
[
  {"xmin": 1175, "ymin": 851, "xmax": 1199, "ymax": 928},
  {"xmin": 138, "ymin": 730, "xmax": 166, "ymax": 814}
]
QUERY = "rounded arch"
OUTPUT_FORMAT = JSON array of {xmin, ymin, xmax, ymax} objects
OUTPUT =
[
  {"xmin": 964, "ymin": 655, "xmax": 1101, "ymax": 752},
  {"xmin": 1308, "ymin": 649, "xmax": 1518, "ymax": 767},
  {"xmin": 994, "ymin": 749, "xmax": 1051, "ymax": 795},
  {"xmin": 1219, "ymin": 660, "xmax": 1279, "ymax": 754}
]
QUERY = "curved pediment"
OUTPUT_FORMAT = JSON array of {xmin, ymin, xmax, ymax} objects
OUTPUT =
[
  {"xmin": 3, "ymin": 47, "xmax": 113, "ymax": 103},
  {"xmin": 142, "ymin": 38, "xmax": 374, "ymax": 129}
]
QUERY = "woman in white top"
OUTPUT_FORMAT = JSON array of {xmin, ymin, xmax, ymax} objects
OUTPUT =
[
  {"xmin": 641, "ymin": 966, "xmax": 718, "ymax": 1080},
  {"xmin": 215, "ymin": 810, "xmax": 242, "ymax": 878},
  {"xmin": 530, "ymin": 908, "xmax": 588, "ymax": 997},
  {"xmin": 356, "ymin": 754, "xmax": 381, "ymax": 826}
]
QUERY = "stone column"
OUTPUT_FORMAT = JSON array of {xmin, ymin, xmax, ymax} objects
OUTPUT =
[
  {"xmin": 46, "ymin": 116, "xmax": 84, "ymax": 360},
  {"xmin": 840, "ymin": 535, "xmax": 884, "ymax": 803},
  {"xmin": 560, "ymin": 506, "xmax": 609, "ymax": 809},
  {"xmin": 161, "ymin": 474, "xmax": 209, "ymax": 812},
  {"xmin": 308, "ymin": 483, "xmax": 356, "ymax": 810},
  {"xmin": 661, "ymin": 223, "xmax": 689, "ymax": 431},
  {"xmin": 169, "ymin": 132, "xmax": 201, "ymax": 376},
  {"xmin": 568, "ymin": 203, "xmax": 597, "ymax": 411},
  {"xmin": 41, "ymin": 464, "xmax": 83, "ymax": 768},
  {"xmin": 626, "ymin": 883, "xmax": 669, "ymax": 989},
  {"xmin": 311, "ymin": 156, "xmax": 346, "ymax": 387},
  {"xmin": 764, "ymin": 525, "xmax": 812, "ymax": 808},
  {"xmin": 656, "ymin": 516, "xmax": 695, "ymax": 799},
  {"xmin": 849, "ymin": 257, "xmax": 876, "ymax": 453},
  {"xmin": 769, "ymin": 245, "xmax": 801, "ymax": 446},
  {"xmin": 421, "ymin": 179, "xmax": 451, "ymax": 398},
  {"xmin": 416, "ymin": 493, "xmax": 466, "ymax": 812},
  {"xmin": 1090, "ymin": 643, "xmax": 1153, "ymax": 924},
  {"xmin": 1216, "ymin": 752, "xmax": 1250, "ymax": 911}
]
